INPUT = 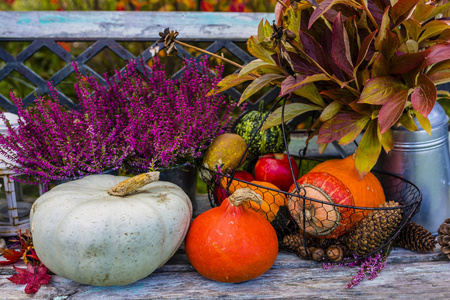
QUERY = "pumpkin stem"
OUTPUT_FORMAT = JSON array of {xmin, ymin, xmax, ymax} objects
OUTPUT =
[
  {"xmin": 107, "ymin": 172, "xmax": 160, "ymax": 197},
  {"xmin": 229, "ymin": 188, "xmax": 263, "ymax": 207}
]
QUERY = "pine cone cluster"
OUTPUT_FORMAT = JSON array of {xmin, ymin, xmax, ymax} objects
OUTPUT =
[
  {"xmin": 437, "ymin": 217, "xmax": 450, "ymax": 259},
  {"xmin": 343, "ymin": 201, "xmax": 402, "ymax": 257},
  {"xmin": 395, "ymin": 222, "xmax": 437, "ymax": 253}
]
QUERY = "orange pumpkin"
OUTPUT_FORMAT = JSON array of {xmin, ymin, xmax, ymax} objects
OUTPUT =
[
  {"xmin": 288, "ymin": 155, "xmax": 386, "ymax": 238},
  {"xmin": 288, "ymin": 172, "xmax": 354, "ymax": 238},
  {"xmin": 185, "ymin": 188, "xmax": 278, "ymax": 283},
  {"xmin": 309, "ymin": 155, "xmax": 385, "ymax": 209},
  {"xmin": 240, "ymin": 180, "xmax": 287, "ymax": 222}
]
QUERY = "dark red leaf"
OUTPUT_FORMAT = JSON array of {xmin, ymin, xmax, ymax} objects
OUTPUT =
[
  {"xmin": 0, "ymin": 248, "xmax": 22, "ymax": 265},
  {"xmin": 378, "ymin": 89, "xmax": 409, "ymax": 134},
  {"xmin": 332, "ymin": 13, "xmax": 354, "ymax": 76},
  {"xmin": 280, "ymin": 75, "xmax": 308, "ymax": 96},
  {"xmin": 390, "ymin": 51, "xmax": 429, "ymax": 74},
  {"xmin": 308, "ymin": 0, "xmax": 334, "ymax": 28},
  {"xmin": 298, "ymin": 30, "xmax": 328, "ymax": 71},
  {"xmin": 356, "ymin": 30, "xmax": 378, "ymax": 68},
  {"xmin": 411, "ymin": 74, "xmax": 437, "ymax": 118}
]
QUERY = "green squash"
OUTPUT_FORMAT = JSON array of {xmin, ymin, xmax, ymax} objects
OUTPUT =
[{"xmin": 234, "ymin": 109, "xmax": 289, "ymax": 157}]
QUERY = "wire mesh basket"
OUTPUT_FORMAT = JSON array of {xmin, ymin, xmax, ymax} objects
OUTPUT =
[
  {"xmin": 202, "ymin": 98, "xmax": 422, "ymax": 263},
  {"xmin": 204, "ymin": 157, "xmax": 421, "ymax": 263}
]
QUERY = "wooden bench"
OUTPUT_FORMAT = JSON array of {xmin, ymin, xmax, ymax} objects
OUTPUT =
[{"xmin": 0, "ymin": 11, "xmax": 449, "ymax": 299}]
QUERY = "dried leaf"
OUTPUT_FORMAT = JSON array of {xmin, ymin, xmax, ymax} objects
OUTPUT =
[
  {"xmin": 261, "ymin": 103, "xmax": 323, "ymax": 131},
  {"xmin": 8, "ymin": 265, "xmax": 51, "ymax": 294},
  {"xmin": 411, "ymin": 74, "xmax": 436, "ymax": 118},
  {"xmin": 359, "ymin": 76, "xmax": 406, "ymax": 105},
  {"xmin": 0, "ymin": 248, "xmax": 22, "ymax": 265}
]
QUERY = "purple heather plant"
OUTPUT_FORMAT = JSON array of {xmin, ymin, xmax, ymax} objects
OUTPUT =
[
  {"xmin": 0, "ymin": 56, "xmax": 238, "ymax": 186},
  {"xmin": 323, "ymin": 250, "xmax": 388, "ymax": 289},
  {"xmin": 119, "ymin": 57, "xmax": 238, "ymax": 173},
  {"xmin": 0, "ymin": 82, "xmax": 132, "ymax": 186}
]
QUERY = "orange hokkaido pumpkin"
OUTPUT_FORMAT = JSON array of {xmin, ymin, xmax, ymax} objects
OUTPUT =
[
  {"xmin": 309, "ymin": 155, "xmax": 385, "ymax": 209},
  {"xmin": 185, "ymin": 188, "xmax": 278, "ymax": 283},
  {"xmin": 239, "ymin": 181, "xmax": 287, "ymax": 222},
  {"xmin": 288, "ymin": 155, "xmax": 386, "ymax": 238}
]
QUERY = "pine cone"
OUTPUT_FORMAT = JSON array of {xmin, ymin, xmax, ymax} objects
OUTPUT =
[
  {"xmin": 395, "ymin": 222, "xmax": 437, "ymax": 253},
  {"xmin": 282, "ymin": 234, "xmax": 304, "ymax": 251},
  {"xmin": 343, "ymin": 201, "xmax": 403, "ymax": 257},
  {"xmin": 437, "ymin": 217, "xmax": 450, "ymax": 259}
]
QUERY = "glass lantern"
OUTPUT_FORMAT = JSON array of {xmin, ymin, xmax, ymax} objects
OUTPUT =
[{"xmin": 0, "ymin": 113, "xmax": 42, "ymax": 236}]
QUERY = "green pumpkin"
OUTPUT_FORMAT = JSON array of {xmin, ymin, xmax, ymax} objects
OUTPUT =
[{"xmin": 234, "ymin": 109, "xmax": 289, "ymax": 157}]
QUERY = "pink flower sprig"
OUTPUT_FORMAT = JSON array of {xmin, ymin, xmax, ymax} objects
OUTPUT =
[{"xmin": 323, "ymin": 250, "xmax": 388, "ymax": 289}]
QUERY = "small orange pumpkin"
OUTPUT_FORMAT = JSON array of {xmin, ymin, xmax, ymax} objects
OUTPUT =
[
  {"xmin": 240, "ymin": 181, "xmax": 287, "ymax": 222},
  {"xmin": 185, "ymin": 188, "xmax": 278, "ymax": 283}
]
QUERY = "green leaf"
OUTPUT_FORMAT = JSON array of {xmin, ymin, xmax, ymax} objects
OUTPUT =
[
  {"xmin": 428, "ymin": 2, "xmax": 450, "ymax": 20},
  {"xmin": 398, "ymin": 110, "xmax": 418, "ymax": 132},
  {"xmin": 418, "ymin": 20, "xmax": 450, "ymax": 44},
  {"xmin": 359, "ymin": 76, "xmax": 406, "ymax": 105},
  {"xmin": 402, "ymin": 19, "xmax": 421, "ymax": 41},
  {"xmin": 239, "ymin": 59, "xmax": 278, "ymax": 77},
  {"xmin": 283, "ymin": 7, "xmax": 301, "ymax": 42},
  {"xmin": 371, "ymin": 53, "xmax": 390, "ymax": 77},
  {"xmin": 411, "ymin": 74, "xmax": 437, "ymax": 118},
  {"xmin": 413, "ymin": 4, "xmax": 435, "ymax": 22},
  {"xmin": 258, "ymin": 19, "xmax": 273, "ymax": 42},
  {"xmin": 279, "ymin": 74, "xmax": 330, "ymax": 97},
  {"xmin": 261, "ymin": 103, "xmax": 323, "ymax": 131},
  {"xmin": 317, "ymin": 112, "xmax": 370, "ymax": 145},
  {"xmin": 398, "ymin": 39, "xmax": 419, "ymax": 54},
  {"xmin": 239, "ymin": 73, "xmax": 285, "ymax": 105},
  {"xmin": 319, "ymin": 101, "xmax": 343, "ymax": 122},
  {"xmin": 381, "ymin": 129, "xmax": 393, "ymax": 153},
  {"xmin": 427, "ymin": 60, "xmax": 450, "ymax": 85},
  {"xmin": 293, "ymin": 83, "xmax": 326, "ymax": 107},
  {"xmin": 209, "ymin": 74, "xmax": 254, "ymax": 95},
  {"xmin": 247, "ymin": 35, "xmax": 276, "ymax": 65},
  {"xmin": 355, "ymin": 120, "xmax": 382, "ymax": 179},
  {"xmin": 378, "ymin": 89, "xmax": 409, "ymax": 134},
  {"xmin": 414, "ymin": 109, "xmax": 432, "ymax": 135}
]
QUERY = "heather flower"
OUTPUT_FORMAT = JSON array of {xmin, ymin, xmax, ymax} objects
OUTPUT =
[{"xmin": 323, "ymin": 249, "xmax": 389, "ymax": 289}]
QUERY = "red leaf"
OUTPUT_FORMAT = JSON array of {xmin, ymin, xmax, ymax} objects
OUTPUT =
[
  {"xmin": 332, "ymin": 13, "xmax": 354, "ymax": 76},
  {"xmin": 390, "ymin": 51, "xmax": 429, "ymax": 74},
  {"xmin": 355, "ymin": 30, "xmax": 378, "ymax": 68},
  {"xmin": 378, "ymin": 89, "xmax": 409, "ymax": 134},
  {"xmin": 200, "ymin": 1, "xmax": 213, "ymax": 12},
  {"xmin": 0, "ymin": 248, "xmax": 22, "ymax": 265},
  {"xmin": 424, "ymin": 43, "xmax": 450, "ymax": 66},
  {"xmin": 299, "ymin": 30, "xmax": 328, "ymax": 71},
  {"xmin": 391, "ymin": 0, "xmax": 420, "ymax": 25},
  {"xmin": 411, "ymin": 74, "xmax": 437, "ymax": 118},
  {"xmin": 8, "ymin": 265, "xmax": 51, "ymax": 294},
  {"xmin": 318, "ymin": 112, "xmax": 370, "ymax": 144}
]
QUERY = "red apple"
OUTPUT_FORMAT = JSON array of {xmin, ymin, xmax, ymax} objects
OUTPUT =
[
  {"xmin": 213, "ymin": 170, "xmax": 254, "ymax": 205},
  {"xmin": 254, "ymin": 153, "xmax": 299, "ymax": 192}
]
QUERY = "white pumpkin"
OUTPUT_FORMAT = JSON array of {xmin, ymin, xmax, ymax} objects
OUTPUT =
[{"xmin": 30, "ymin": 172, "xmax": 193, "ymax": 286}]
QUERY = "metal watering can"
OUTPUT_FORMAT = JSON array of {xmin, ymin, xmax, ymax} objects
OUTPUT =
[{"xmin": 375, "ymin": 102, "xmax": 450, "ymax": 235}]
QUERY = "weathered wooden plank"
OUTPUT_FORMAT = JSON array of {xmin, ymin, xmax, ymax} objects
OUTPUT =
[
  {"xmin": 1, "ymin": 258, "xmax": 449, "ymax": 299},
  {"xmin": 0, "ymin": 11, "xmax": 274, "ymax": 41}
]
